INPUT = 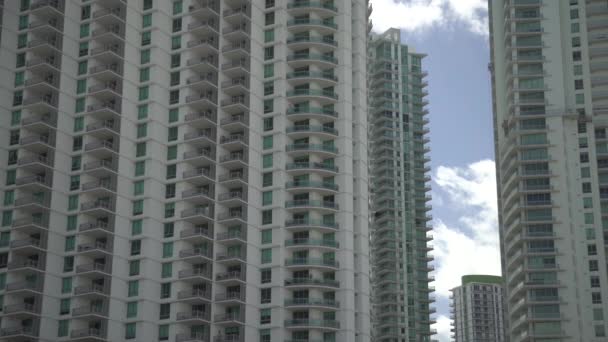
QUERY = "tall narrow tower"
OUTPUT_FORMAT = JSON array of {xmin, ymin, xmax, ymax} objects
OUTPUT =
[
  {"xmin": 0, "ymin": 0, "xmax": 371, "ymax": 341},
  {"xmin": 368, "ymin": 28, "xmax": 435, "ymax": 342},
  {"xmin": 490, "ymin": 0, "xmax": 608, "ymax": 340}
]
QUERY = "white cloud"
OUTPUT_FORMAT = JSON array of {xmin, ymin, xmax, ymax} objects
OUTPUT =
[
  {"xmin": 430, "ymin": 160, "xmax": 502, "ymax": 342},
  {"xmin": 370, "ymin": 0, "xmax": 489, "ymax": 36},
  {"xmin": 435, "ymin": 315, "xmax": 452, "ymax": 342}
]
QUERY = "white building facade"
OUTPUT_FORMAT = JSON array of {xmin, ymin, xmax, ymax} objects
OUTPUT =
[
  {"xmin": 0, "ymin": 0, "xmax": 371, "ymax": 341},
  {"xmin": 490, "ymin": 0, "xmax": 608, "ymax": 340},
  {"xmin": 450, "ymin": 275, "xmax": 505, "ymax": 342}
]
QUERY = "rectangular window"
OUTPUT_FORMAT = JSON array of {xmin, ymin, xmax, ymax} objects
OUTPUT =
[
  {"xmin": 164, "ymin": 223, "xmax": 175, "ymax": 238},
  {"xmin": 133, "ymin": 200, "xmax": 144, "ymax": 215},
  {"xmin": 160, "ymin": 283, "xmax": 171, "ymax": 299},
  {"xmin": 81, "ymin": 5, "xmax": 91, "ymax": 19},
  {"xmin": 11, "ymin": 110, "xmax": 21, "ymax": 126},
  {"xmin": 1, "ymin": 211, "xmax": 12, "ymax": 226},
  {"xmin": 65, "ymin": 236, "xmax": 75, "ymax": 251},
  {"xmin": 170, "ymin": 71, "xmax": 180, "ymax": 86},
  {"xmin": 261, "ymin": 248, "xmax": 272, "ymax": 264},
  {"xmin": 60, "ymin": 298, "xmax": 70, "ymax": 315},
  {"xmin": 261, "ymin": 269, "xmax": 271, "ymax": 283},
  {"xmin": 18, "ymin": 15, "xmax": 28, "ymax": 30},
  {"xmin": 131, "ymin": 220, "xmax": 142, "ymax": 236},
  {"xmin": 139, "ymin": 86, "xmax": 149, "ymax": 101},
  {"xmin": 14, "ymin": 71, "xmax": 24, "ymax": 87},
  {"xmin": 171, "ymin": 54, "xmax": 181, "ymax": 68},
  {"xmin": 161, "ymin": 262, "xmax": 172, "ymax": 278},
  {"xmin": 134, "ymin": 180, "xmax": 145, "ymax": 196},
  {"xmin": 143, "ymin": 0, "xmax": 153, "ymax": 10},
  {"xmin": 264, "ymin": 29, "xmax": 275, "ymax": 42},
  {"xmin": 172, "ymin": 36, "xmax": 181, "ymax": 50},
  {"xmin": 127, "ymin": 302, "xmax": 138, "ymax": 318},
  {"xmin": 166, "ymin": 164, "xmax": 177, "ymax": 179},
  {"xmin": 129, "ymin": 260, "xmax": 140, "ymax": 276},
  {"xmin": 142, "ymin": 14, "xmax": 152, "ymax": 28},
  {"xmin": 61, "ymin": 277, "xmax": 72, "ymax": 294},
  {"xmin": 137, "ymin": 123, "xmax": 147, "ymax": 138},
  {"xmin": 67, "ymin": 215, "xmax": 77, "ymax": 231},
  {"xmin": 63, "ymin": 256, "xmax": 74, "ymax": 272},
  {"xmin": 80, "ymin": 23, "xmax": 90, "ymax": 38},
  {"xmin": 17, "ymin": 34, "xmax": 27, "ymax": 48},
  {"xmin": 167, "ymin": 146, "xmax": 178, "ymax": 160},
  {"xmin": 264, "ymin": 64, "xmax": 274, "ymax": 78},
  {"xmin": 169, "ymin": 108, "xmax": 179, "ymax": 123},
  {"xmin": 162, "ymin": 242, "xmax": 174, "ymax": 258},
  {"xmin": 142, "ymin": 31, "xmax": 152, "ymax": 46},
  {"xmin": 140, "ymin": 67, "xmax": 150, "ymax": 82},
  {"xmin": 141, "ymin": 49, "xmax": 151, "ymax": 64},
  {"xmin": 78, "ymin": 61, "xmax": 88, "ymax": 75},
  {"xmin": 264, "ymin": 47, "xmax": 274, "ymax": 60},
  {"xmin": 125, "ymin": 322, "xmax": 136, "ymax": 339},
  {"xmin": 128, "ymin": 280, "xmax": 139, "ymax": 297},
  {"xmin": 261, "ymin": 229, "xmax": 272, "ymax": 244},
  {"xmin": 78, "ymin": 42, "xmax": 89, "ymax": 57},
  {"xmin": 136, "ymin": 143, "xmax": 147, "ymax": 157},
  {"xmin": 168, "ymin": 127, "xmax": 178, "ymax": 141},
  {"xmin": 261, "ymin": 288, "xmax": 271, "ymax": 304},
  {"xmin": 164, "ymin": 202, "xmax": 175, "ymax": 218},
  {"xmin": 135, "ymin": 161, "xmax": 146, "ymax": 176},
  {"xmin": 173, "ymin": 18, "xmax": 182, "ymax": 32},
  {"xmin": 263, "ymin": 154, "xmax": 273, "ymax": 168},
  {"xmin": 173, "ymin": 0, "xmax": 183, "ymax": 14},
  {"xmin": 260, "ymin": 308, "xmax": 271, "ymax": 324},
  {"xmin": 263, "ymin": 117, "xmax": 274, "ymax": 131},
  {"xmin": 138, "ymin": 105, "xmax": 148, "ymax": 119},
  {"xmin": 264, "ymin": 99, "xmax": 274, "ymax": 113},
  {"xmin": 160, "ymin": 303, "xmax": 170, "ymax": 319},
  {"xmin": 262, "ymin": 210, "xmax": 272, "ymax": 225},
  {"xmin": 58, "ymin": 320, "xmax": 69, "ymax": 337},
  {"xmin": 75, "ymin": 98, "xmax": 85, "ymax": 113},
  {"xmin": 262, "ymin": 135, "xmax": 273, "ymax": 150},
  {"xmin": 264, "ymin": 81, "xmax": 274, "ymax": 95},
  {"xmin": 263, "ymin": 173, "xmax": 273, "ymax": 187},
  {"xmin": 131, "ymin": 240, "xmax": 142, "ymax": 255},
  {"xmin": 68, "ymin": 195, "xmax": 79, "ymax": 211},
  {"xmin": 262, "ymin": 191, "xmax": 273, "ymax": 206}
]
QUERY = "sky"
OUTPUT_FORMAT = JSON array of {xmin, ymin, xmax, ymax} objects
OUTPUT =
[{"xmin": 370, "ymin": 1, "xmax": 502, "ymax": 341}]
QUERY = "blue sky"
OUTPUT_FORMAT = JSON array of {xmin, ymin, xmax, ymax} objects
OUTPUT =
[{"xmin": 370, "ymin": 1, "xmax": 502, "ymax": 340}]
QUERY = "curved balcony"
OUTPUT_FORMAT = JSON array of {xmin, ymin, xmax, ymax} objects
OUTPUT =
[
  {"xmin": 287, "ymin": 1, "xmax": 339, "ymax": 15},
  {"xmin": 285, "ymin": 219, "xmax": 339, "ymax": 231},
  {"xmin": 285, "ymin": 181, "xmax": 338, "ymax": 194},
  {"xmin": 285, "ymin": 199, "xmax": 339, "ymax": 211},
  {"xmin": 286, "ymin": 70, "xmax": 338, "ymax": 86},
  {"xmin": 182, "ymin": 188, "xmax": 214, "ymax": 204},
  {"xmin": 215, "ymin": 271, "xmax": 246, "ymax": 284},
  {"xmin": 179, "ymin": 248, "xmax": 214, "ymax": 262},
  {"xmin": 286, "ymin": 106, "xmax": 338, "ymax": 122},
  {"xmin": 287, "ymin": 18, "xmax": 338, "ymax": 33},
  {"xmin": 284, "ymin": 319, "xmax": 340, "ymax": 330},
  {"xmin": 286, "ymin": 144, "xmax": 338, "ymax": 156},
  {"xmin": 286, "ymin": 125, "xmax": 338, "ymax": 139},
  {"xmin": 285, "ymin": 257, "xmax": 339, "ymax": 270},
  {"xmin": 182, "ymin": 168, "xmax": 215, "ymax": 185},
  {"xmin": 177, "ymin": 289, "xmax": 212, "ymax": 303},
  {"xmin": 286, "ymin": 162, "xmax": 338, "ymax": 176},
  {"xmin": 285, "ymin": 277, "xmax": 339, "ymax": 289},
  {"xmin": 285, "ymin": 238, "xmax": 339, "ymax": 249},
  {"xmin": 287, "ymin": 53, "xmax": 338, "ymax": 68},
  {"xmin": 180, "ymin": 226, "xmax": 214, "ymax": 242},
  {"xmin": 284, "ymin": 298, "xmax": 340, "ymax": 310},
  {"xmin": 70, "ymin": 327, "xmax": 106, "ymax": 341},
  {"xmin": 214, "ymin": 291, "xmax": 246, "ymax": 304},
  {"xmin": 183, "ymin": 148, "xmax": 215, "ymax": 166},
  {"xmin": 178, "ymin": 269, "xmax": 213, "ymax": 282}
]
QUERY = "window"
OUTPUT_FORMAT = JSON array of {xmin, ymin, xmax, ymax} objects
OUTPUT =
[
  {"xmin": 171, "ymin": 54, "xmax": 181, "ymax": 68},
  {"xmin": 588, "ymin": 244, "xmax": 598, "ymax": 256},
  {"xmin": 71, "ymin": 156, "xmax": 81, "ymax": 171},
  {"xmin": 266, "ymin": 0, "xmax": 275, "ymax": 8},
  {"xmin": 166, "ymin": 164, "xmax": 177, "ymax": 179},
  {"xmin": 132, "ymin": 220, "xmax": 142, "ymax": 235},
  {"xmin": 261, "ymin": 269, "xmax": 271, "ymax": 283},
  {"xmin": 5, "ymin": 170, "xmax": 16, "ymax": 186},
  {"xmin": 143, "ymin": 0, "xmax": 153, "ymax": 10},
  {"xmin": 172, "ymin": 36, "xmax": 181, "ymax": 50},
  {"xmin": 263, "ymin": 173, "xmax": 273, "ymax": 187},
  {"xmin": 590, "ymin": 260, "xmax": 599, "ymax": 271},
  {"xmin": 570, "ymin": 9, "xmax": 579, "ymax": 19},
  {"xmin": 18, "ymin": 15, "xmax": 28, "ymax": 30},
  {"xmin": 264, "ymin": 81, "xmax": 274, "ymax": 95},
  {"xmin": 68, "ymin": 195, "xmax": 79, "ymax": 211},
  {"xmin": 167, "ymin": 146, "xmax": 177, "ymax": 160},
  {"xmin": 136, "ymin": 143, "xmax": 147, "ymax": 157},
  {"xmin": 162, "ymin": 242, "xmax": 174, "ymax": 258},
  {"xmin": 262, "ymin": 191, "xmax": 273, "ymax": 206},
  {"xmin": 262, "ymin": 210, "xmax": 272, "ymax": 225},
  {"xmin": 17, "ymin": 34, "xmax": 27, "ymax": 48},
  {"xmin": 260, "ymin": 308, "xmax": 271, "ymax": 324},
  {"xmin": 140, "ymin": 67, "xmax": 150, "ymax": 82},
  {"xmin": 264, "ymin": 29, "xmax": 275, "ymax": 43},
  {"xmin": 134, "ymin": 180, "xmax": 145, "ymax": 196},
  {"xmin": 131, "ymin": 240, "xmax": 142, "ymax": 255},
  {"xmin": 265, "ymin": 12, "xmax": 275, "ymax": 25},
  {"xmin": 81, "ymin": 5, "xmax": 91, "ymax": 19},
  {"xmin": 78, "ymin": 61, "xmax": 88, "ymax": 75},
  {"xmin": 60, "ymin": 298, "xmax": 70, "ymax": 315},
  {"xmin": 159, "ymin": 325, "xmax": 169, "ymax": 341},
  {"xmin": 264, "ymin": 46, "xmax": 274, "ymax": 60},
  {"xmin": 14, "ymin": 71, "xmax": 24, "ymax": 87},
  {"xmin": 127, "ymin": 302, "xmax": 138, "ymax": 318},
  {"xmin": 263, "ymin": 117, "xmax": 274, "ymax": 131},
  {"xmin": 128, "ymin": 280, "xmax": 139, "ymax": 297},
  {"xmin": 80, "ymin": 23, "xmax": 90, "ymax": 38},
  {"xmin": 261, "ymin": 230, "xmax": 272, "ymax": 244},
  {"xmin": 160, "ymin": 303, "xmax": 170, "ymax": 319},
  {"xmin": 141, "ymin": 49, "xmax": 151, "ymax": 64},
  {"xmin": 169, "ymin": 108, "xmax": 179, "ymax": 122},
  {"xmin": 75, "ymin": 98, "xmax": 85, "ymax": 113},
  {"xmin": 79, "ymin": 42, "xmax": 89, "ymax": 57},
  {"xmin": 166, "ymin": 184, "xmax": 176, "ymax": 199},
  {"xmin": 260, "ymin": 329, "xmax": 271, "ymax": 342},
  {"xmin": 261, "ymin": 288, "xmax": 271, "ymax": 304},
  {"xmin": 1, "ymin": 211, "xmax": 11, "ymax": 227},
  {"xmin": 170, "ymin": 72, "xmax": 180, "ymax": 86},
  {"xmin": 596, "ymin": 325, "xmax": 606, "ymax": 338},
  {"xmin": 58, "ymin": 320, "xmax": 69, "ymax": 337},
  {"xmin": 21, "ymin": 0, "xmax": 31, "ymax": 11},
  {"xmin": 129, "ymin": 260, "xmax": 140, "ymax": 276},
  {"xmin": 11, "ymin": 110, "xmax": 21, "ymax": 125},
  {"xmin": 137, "ymin": 123, "xmax": 147, "ymax": 138},
  {"xmin": 264, "ymin": 99, "xmax": 274, "ymax": 113},
  {"xmin": 138, "ymin": 105, "xmax": 149, "ymax": 119},
  {"xmin": 591, "ymin": 276, "xmax": 601, "ymax": 288},
  {"xmin": 170, "ymin": 90, "xmax": 180, "ymax": 104},
  {"xmin": 168, "ymin": 127, "xmax": 178, "ymax": 141},
  {"xmin": 261, "ymin": 248, "xmax": 272, "ymax": 264},
  {"xmin": 73, "ymin": 135, "xmax": 83, "ymax": 151},
  {"xmin": 165, "ymin": 202, "xmax": 175, "ymax": 218},
  {"xmin": 125, "ymin": 323, "xmax": 136, "ymax": 339},
  {"xmin": 133, "ymin": 200, "xmax": 144, "ymax": 215},
  {"xmin": 16, "ymin": 53, "xmax": 26, "ymax": 68},
  {"xmin": 160, "ymin": 283, "xmax": 171, "ymax": 298},
  {"xmin": 264, "ymin": 64, "xmax": 274, "ymax": 78},
  {"xmin": 263, "ymin": 154, "xmax": 273, "ymax": 168},
  {"xmin": 76, "ymin": 79, "xmax": 86, "ymax": 94},
  {"xmin": 3, "ymin": 191, "xmax": 13, "ymax": 206},
  {"xmin": 63, "ymin": 256, "xmax": 74, "ymax": 272},
  {"xmin": 61, "ymin": 277, "xmax": 72, "ymax": 294},
  {"xmin": 575, "ymin": 79, "xmax": 584, "ymax": 90},
  {"xmin": 142, "ymin": 14, "xmax": 152, "ymax": 28},
  {"xmin": 139, "ymin": 86, "xmax": 149, "ymax": 101},
  {"xmin": 173, "ymin": 0, "xmax": 183, "ymax": 14},
  {"xmin": 13, "ymin": 90, "xmax": 23, "ymax": 106},
  {"xmin": 161, "ymin": 262, "xmax": 172, "ymax": 278},
  {"xmin": 135, "ymin": 161, "xmax": 146, "ymax": 176},
  {"xmin": 592, "ymin": 292, "xmax": 602, "ymax": 304},
  {"xmin": 164, "ymin": 223, "xmax": 175, "ymax": 238},
  {"xmin": 65, "ymin": 236, "xmax": 75, "ymax": 252}
]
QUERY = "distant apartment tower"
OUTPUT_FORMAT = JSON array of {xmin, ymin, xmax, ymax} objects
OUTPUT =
[
  {"xmin": 368, "ymin": 28, "xmax": 435, "ymax": 342},
  {"xmin": 450, "ymin": 275, "xmax": 505, "ymax": 342},
  {"xmin": 0, "ymin": 0, "xmax": 372, "ymax": 341},
  {"xmin": 490, "ymin": 0, "xmax": 608, "ymax": 340}
]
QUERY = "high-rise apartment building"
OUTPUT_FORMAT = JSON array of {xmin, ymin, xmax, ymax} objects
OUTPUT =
[
  {"xmin": 450, "ymin": 275, "xmax": 505, "ymax": 342},
  {"xmin": 490, "ymin": 0, "xmax": 608, "ymax": 340},
  {"xmin": 0, "ymin": 0, "xmax": 371, "ymax": 341},
  {"xmin": 368, "ymin": 28, "xmax": 434, "ymax": 342}
]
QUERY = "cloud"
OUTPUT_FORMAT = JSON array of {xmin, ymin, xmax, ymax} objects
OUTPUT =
[
  {"xmin": 370, "ymin": 0, "xmax": 489, "ymax": 36},
  {"xmin": 430, "ymin": 160, "xmax": 501, "ymax": 341}
]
